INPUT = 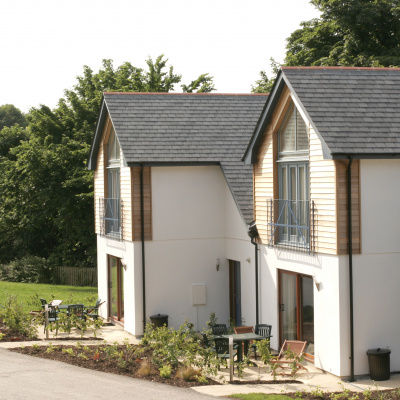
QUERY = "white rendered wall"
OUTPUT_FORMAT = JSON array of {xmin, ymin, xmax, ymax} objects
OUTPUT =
[
  {"xmin": 348, "ymin": 159, "xmax": 400, "ymax": 375},
  {"xmin": 97, "ymin": 165, "xmax": 261, "ymax": 336},
  {"xmin": 258, "ymin": 245, "xmax": 353, "ymax": 377},
  {"xmin": 224, "ymin": 182, "xmax": 257, "ymax": 327},
  {"xmin": 139, "ymin": 166, "xmax": 254, "ymax": 334}
]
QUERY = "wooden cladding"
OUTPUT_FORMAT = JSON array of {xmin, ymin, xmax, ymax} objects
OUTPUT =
[
  {"xmin": 132, "ymin": 167, "xmax": 152, "ymax": 241},
  {"xmin": 253, "ymin": 84, "xmax": 361, "ymax": 255},
  {"xmin": 336, "ymin": 159, "xmax": 361, "ymax": 255}
]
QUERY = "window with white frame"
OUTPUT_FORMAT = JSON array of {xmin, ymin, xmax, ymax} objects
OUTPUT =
[{"xmin": 277, "ymin": 104, "xmax": 310, "ymax": 246}]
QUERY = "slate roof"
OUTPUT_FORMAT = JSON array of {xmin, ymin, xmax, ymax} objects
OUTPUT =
[
  {"xmin": 244, "ymin": 67, "xmax": 400, "ymax": 163},
  {"xmin": 89, "ymin": 93, "xmax": 268, "ymax": 225}
]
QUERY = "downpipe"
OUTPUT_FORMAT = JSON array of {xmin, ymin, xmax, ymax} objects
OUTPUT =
[
  {"xmin": 348, "ymin": 156, "xmax": 354, "ymax": 382},
  {"xmin": 248, "ymin": 221, "xmax": 259, "ymax": 326},
  {"xmin": 140, "ymin": 165, "xmax": 146, "ymax": 334}
]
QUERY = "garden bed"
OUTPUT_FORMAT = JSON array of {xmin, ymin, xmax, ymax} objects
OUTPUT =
[{"xmin": 10, "ymin": 344, "xmax": 220, "ymax": 388}]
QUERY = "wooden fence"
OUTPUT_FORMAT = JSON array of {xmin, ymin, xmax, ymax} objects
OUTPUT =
[{"xmin": 52, "ymin": 266, "xmax": 97, "ymax": 287}]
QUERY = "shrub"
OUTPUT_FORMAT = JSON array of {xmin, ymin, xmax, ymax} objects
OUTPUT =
[
  {"xmin": 159, "ymin": 364, "xmax": 172, "ymax": 378},
  {"xmin": 0, "ymin": 294, "xmax": 37, "ymax": 338},
  {"xmin": 175, "ymin": 366, "xmax": 201, "ymax": 381},
  {"xmin": 0, "ymin": 256, "xmax": 52, "ymax": 283},
  {"xmin": 137, "ymin": 360, "xmax": 153, "ymax": 376}
]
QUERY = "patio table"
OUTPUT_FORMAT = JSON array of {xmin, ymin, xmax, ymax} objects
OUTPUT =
[{"xmin": 222, "ymin": 333, "xmax": 264, "ymax": 362}]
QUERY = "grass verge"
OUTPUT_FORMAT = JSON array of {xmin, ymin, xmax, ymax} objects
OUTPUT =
[{"xmin": 0, "ymin": 281, "xmax": 98, "ymax": 311}]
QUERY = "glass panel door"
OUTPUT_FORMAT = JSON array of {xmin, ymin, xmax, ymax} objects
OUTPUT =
[
  {"xmin": 279, "ymin": 270, "xmax": 314, "ymax": 358},
  {"xmin": 108, "ymin": 256, "xmax": 124, "ymax": 322},
  {"xmin": 301, "ymin": 276, "xmax": 314, "ymax": 356},
  {"xmin": 280, "ymin": 272, "xmax": 298, "ymax": 341}
]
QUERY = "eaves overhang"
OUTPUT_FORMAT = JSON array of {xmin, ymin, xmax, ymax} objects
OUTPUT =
[
  {"xmin": 331, "ymin": 153, "xmax": 400, "ymax": 160},
  {"xmin": 87, "ymin": 97, "xmax": 109, "ymax": 171}
]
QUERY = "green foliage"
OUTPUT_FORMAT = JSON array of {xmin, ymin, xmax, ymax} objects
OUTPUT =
[
  {"xmin": 0, "ymin": 256, "xmax": 52, "ymax": 284},
  {"xmin": 159, "ymin": 364, "xmax": 172, "ymax": 378},
  {"xmin": 0, "ymin": 55, "xmax": 215, "ymax": 270},
  {"xmin": 251, "ymin": 59, "xmax": 281, "ymax": 94},
  {"xmin": 285, "ymin": 0, "xmax": 400, "ymax": 67},
  {"xmin": 0, "ymin": 294, "xmax": 37, "ymax": 338},
  {"xmin": 0, "ymin": 104, "xmax": 27, "ymax": 131},
  {"xmin": 141, "ymin": 320, "xmax": 221, "ymax": 378}
]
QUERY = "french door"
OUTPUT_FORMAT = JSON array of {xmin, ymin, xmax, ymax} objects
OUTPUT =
[
  {"xmin": 229, "ymin": 260, "xmax": 242, "ymax": 326},
  {"xmin": 108, "ymin": 255, "xmax": 124, "ymax": 323},
  {"xmin": 278, "ymin": 270, "xmax": 314, "ymax": 358}
]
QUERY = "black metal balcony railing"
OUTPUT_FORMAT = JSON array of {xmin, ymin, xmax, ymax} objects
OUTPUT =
[
  {"xmin": 267, "ymin": 199, "xmax": 314, "ymax": 254},
  {"xmin": 99, "ymin": 198, "xmax": 123, "ymax": 241}
]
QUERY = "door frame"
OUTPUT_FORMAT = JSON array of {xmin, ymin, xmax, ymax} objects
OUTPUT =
[
  {"xmin": 278, "ymin": 269, "xmax": 314, "ymax": 360},
  {"xmin": 108, "ymin": 255, "xmax": 124, "ymax": 323}
]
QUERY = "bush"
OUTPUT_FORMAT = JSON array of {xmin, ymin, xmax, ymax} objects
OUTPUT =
[
  {"xmin": 0, "ymin": 256, "xmax": 52, "ymax": 283},
  {"xmin": 0, "ymin": 294, "xmax": 37, "ymax": 338}
]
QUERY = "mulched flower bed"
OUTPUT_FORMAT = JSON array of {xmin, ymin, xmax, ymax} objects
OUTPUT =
[
  {"xmin": 10, "ymin": 344, "xmax": 220, "ymax": 388},
  {"xmin": 0, "ymin": 318, "xmax": 38, "ymax": 342}
]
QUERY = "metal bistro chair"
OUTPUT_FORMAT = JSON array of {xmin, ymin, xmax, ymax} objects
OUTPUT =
[
  {"xmin": 43, "ymin": 305, "xmax": 60, "ymax": 333},
  {"xmin": 67, "ymin": 304, "xmax": 86, "ymax": 320},
  {"xmin": 211, "ymin": 324, "xmax": 228, "ymax": 336},
  {"xmin": 40, "ymin": 298, "xmax": 47, "ymax": 309},
  {"xmin": 252, "ymin": 324, "xmax": 273, "ymax": 359},
  {"xmin": 214, "ymin": 337, "xmax": 237, "ymax": 368},
  {"xmin": 84, "ymin": 299, "xmax": 102, "ymax": 320}
]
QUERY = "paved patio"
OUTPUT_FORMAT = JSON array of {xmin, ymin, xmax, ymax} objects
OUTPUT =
[{"xmin": 1, "ymin": 323, "xmax": 399, "ymax": 397}]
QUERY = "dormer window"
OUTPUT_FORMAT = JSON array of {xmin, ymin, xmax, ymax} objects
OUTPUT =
[
  {"xmin": 270, "ymin": 103, "xmax": 311, "ymax": 250},
  {"xmin": 101, "ymin": 128, "xmax": 122, "ymax": 239}
]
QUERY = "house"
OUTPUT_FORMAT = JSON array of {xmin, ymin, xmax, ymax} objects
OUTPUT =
[
  {"xmin": 88, "ymin": 92, "xmax": 268, "ymax": 336},
  {"xmin": 244, "ymin": 67, "xmax": 400, "ymax": 379}
]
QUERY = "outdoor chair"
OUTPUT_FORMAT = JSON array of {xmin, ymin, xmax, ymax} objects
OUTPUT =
[
  {"xmin": 214, "ymin": 337, "xmax": 237, "ymax": 368},
  {"xmin": 252, "ymin": 324, "xmax": 273, "ymax": 359},
  {"xmin": 234, "ymin": 325, "xmax": 254, "ymax": 358},
  {"xmin": 270, "ymin": 340, "xmax": 308, "ymax": 375},
  {"xmin": 67, "ymin": 304, "xmax": 86, "ymax": 320},
  {"xmin": 84, "ymin": 299, "xmax": 103, "ymax": 320},
  {"xmin": 43, "ymin": 305, "xmax": 60, "ymax": 333},
  {"xmin": 211, "ymin": 324, "xmax": 228, "ymax": 336},
  {"xmin": 40, "ymin": 298, "xmax": 47, "ymax": 309}
]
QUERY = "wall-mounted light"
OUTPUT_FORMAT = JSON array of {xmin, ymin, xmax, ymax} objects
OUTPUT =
[
  {"xmin": 246, "ymin": 257, "xmax": 251, "ymax": 264},
  {"xmin": 121, "ymin": 258, "xmax": 127, "ymax": 270},
  {"xmin": 312, "ymin": 274, "xmax": 320, "ymax": 291},
  {"xmin": 216, "ymin": 259, "xmax": 220, "ymax": 271}
]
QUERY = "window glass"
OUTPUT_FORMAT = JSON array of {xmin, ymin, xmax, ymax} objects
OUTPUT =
[
  {"xmin": 280, "ymin": 108, "xmax": 296, "ymax": 153},
  {"xmin": 296, "ymin": 109, "xmax": 309, "ymax": 151},
  {"xmin": 279, "ymin": 104, "xmax": 309, "ymax": 157},
  {"xmin": 107, "ymin": 129, "xmax": 120, "ymax": 166}
]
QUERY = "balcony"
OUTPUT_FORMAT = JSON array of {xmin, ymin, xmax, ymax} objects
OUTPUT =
[
  {"xmin": 267, "ymin": 199, "xmax": 314, "ymax": 254},
  {"xmin": 99, "ymin": 198, "xmax": 123, "ymax": 241}
]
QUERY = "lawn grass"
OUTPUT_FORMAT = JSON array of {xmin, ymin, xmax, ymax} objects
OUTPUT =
[
  {"xmin": 229, "ymin": 395, "xmax": 294, "ymax": 400},
  {"xmin": 0, "ymin": 281, "xmax": 98, "ymax": 312}
]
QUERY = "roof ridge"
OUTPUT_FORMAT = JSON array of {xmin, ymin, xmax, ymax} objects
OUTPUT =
[
  {"xmin": 103, "ymin": 92, "xmax": 268, "ymax": 96},
  {"xmin": 282, "ymin": 66, "xmax": 400, "ymax": 71}
]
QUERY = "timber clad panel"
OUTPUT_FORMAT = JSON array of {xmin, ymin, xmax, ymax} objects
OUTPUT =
[
  {"xmin": 132, "ymin": 167, "xmax": 152, "ymax": 241},
  {"xmin": 336, "ymin": 160, "xmax": 361, "ymax": 255},
  {"xmin": 254, "ymin": 85, "xmax": 343, "ymax": 254},
  {"xmin": 309, "ymin": 128, "xmax": 337, "ymax": 254},
  {"xmin": 120, "ymin": 164, "xmax": 133, "ymax": 241}
]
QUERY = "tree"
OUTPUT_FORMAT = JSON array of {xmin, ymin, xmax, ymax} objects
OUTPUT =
[
  {"xmin": 252, "ymin": 0, "xmax": 400, "ymax": 92},
  {"xmin": 0, "ymin": 104, "xmax": 27, "ymax": 131},
  {"xmin": 0, "ymin": 55, "xmax": 215, "ymax": 268},
  {"xmin": 251, "ymin": 58, "xmax": 281, "ymax": 94},
  {"xmin": 285, "ymin": 0, "xmax": 400, "ymax": 67}
]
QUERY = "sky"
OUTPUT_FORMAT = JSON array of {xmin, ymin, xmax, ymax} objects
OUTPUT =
[{"xmin": 1, "ymin": 0, "xmax": 320, "ymax": 113}]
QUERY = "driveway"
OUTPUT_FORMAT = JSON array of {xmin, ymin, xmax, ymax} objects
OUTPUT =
[{"xmin": 0, "ymin": 348, "xmax": 217, "ymax": 400}]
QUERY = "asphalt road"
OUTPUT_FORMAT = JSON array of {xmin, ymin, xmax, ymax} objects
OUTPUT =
[{"xmin": 0, "ymin": 348, "xmax": 218, "ymax": 400}]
